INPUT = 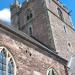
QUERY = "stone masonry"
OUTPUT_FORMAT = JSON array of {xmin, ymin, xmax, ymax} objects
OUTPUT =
[
  {"xmin": 11, "ymin": 0, "xmax": 75, "ymax": 61},
  {"xmin": 0, "ymin": 24, "xmax": 68, "ymax": 75},
  {"xmin": 0, "ymin": 0, "xmax": 75, "ymax": 75}
]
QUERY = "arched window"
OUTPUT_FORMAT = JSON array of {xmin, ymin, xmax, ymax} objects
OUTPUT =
[
  {"xmin": 47, "ymin": 68, "xmax": 58, "ymax": 75},
  {"xmin": 29, "ymin": 27, "xmax": 32, "ymax": 35},
  {"xmin": 27, "ymin": 9, "xmax": 33, "ymax": 21},
  {"xmin": 0, "ymin": 46, "xmax": 16, "ymax": 75},
  {"xmin": 28, "ymin": 23, "xmax": 33, "ymax": 36},
  {"xmin": 57, "ymin": 8, "xmax": 64, "ymax": 21}
]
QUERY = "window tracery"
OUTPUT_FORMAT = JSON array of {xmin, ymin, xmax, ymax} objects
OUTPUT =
[
  {"xmin": 47, "ymin": 68, "xmax": 58, "ymax": 75},
  {"xmin": 26, "ymin": 9, "xmax": 33, "ymax": 21},
  {"xmin": 0, "ymin": 46, "xmax": 16, "ymax": 75}
]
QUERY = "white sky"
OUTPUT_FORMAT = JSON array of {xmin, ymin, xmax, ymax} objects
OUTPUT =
[{"xmin": 0, "ymin": 8, "xmax": 11, "ymax": 23}]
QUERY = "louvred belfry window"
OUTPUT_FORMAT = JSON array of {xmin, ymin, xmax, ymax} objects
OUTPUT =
[{"xmin": 27, "ymin": 9, "xmax": 33, "ymax": 21}]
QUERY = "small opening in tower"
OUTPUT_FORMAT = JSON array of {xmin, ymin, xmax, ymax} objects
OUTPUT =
[
  {"xmin": 29, "ymin": 27, "xmax": 32, "ymax": 35},
  {"xmin": 68, "ymin": 43, "xmax": 71, "ymax": 47},
  {"xmin": 29, "ymin": 53, "xmax": 32, "ymax": 56},
  {"xmin": 64, "ymin": 26, "xmax": 66, "ymax": 32},
  {"xmin": 30, "ymin": 13, "xmax": 33, "ymax": 18},
  {"xmin": 27, "ymin": 9, "xmax": 33, "ymax": 21},
  {"xmin": 27, "ymin": 16, "xmax": 30, "ymax": 20}
]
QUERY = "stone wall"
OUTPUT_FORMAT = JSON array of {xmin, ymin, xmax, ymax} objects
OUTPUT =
[
  {"xmin": 45, "ymin": 0, "xmax": 72, "ymax": 27},
  {"xmin": 0, "ymin": 27, "xmax": 67, "ymax": 75},
  {"xmin": 11, "ymin": 0, "xmax": 56, "ymax": 50},
  {"xmin": 20, "ymin": 0, "xmax": 50, "ymax": 48},
  {"xmin": 48, "ymin": 6, "xmax": 75, "ymax": 60},
  {"xmin": 10, "ymin": 0, "xmax": 75, "ymax": 61}
]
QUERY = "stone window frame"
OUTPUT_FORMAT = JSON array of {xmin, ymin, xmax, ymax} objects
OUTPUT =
[
  {"xmin": 47, "ymin": 67, "xmax": 58, "ymax": 75},
  {"xmin": 28, "ymin": 23, "xmax": 33, "ymax": 36},
  {"xmin": 57, "ymin": 8, "xmax": 64, "ymax": 21},
  {"xmin": 0, "ymin": 46, "xmax": 16, "ymax": 75},
  {"xmin": 64, "ymin": 25, "xmax": 66, "ymax": 33},
  {"xmin": 26, "ymin": 8, "xmax": 33, "ymax": 21}
]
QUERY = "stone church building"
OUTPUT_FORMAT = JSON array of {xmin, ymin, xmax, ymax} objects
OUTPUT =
[{"xmin": 0, "ymin": 0, "xmax": 75, "ymax": 75}]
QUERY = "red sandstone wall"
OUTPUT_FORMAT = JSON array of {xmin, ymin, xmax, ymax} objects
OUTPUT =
[{"xmin": 0, "ymin": 28, "xmax": 67, "ymax": 75}]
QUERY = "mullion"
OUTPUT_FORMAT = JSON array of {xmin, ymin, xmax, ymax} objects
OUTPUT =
[
  {"xmin": 2, "ymin": 52, "xmax": 6, "ymax": 75},
  {"xmin": 8, "ymin": 62, "xmax": 13, "ymax": 75},
  {"xmin": 2, "ymin": 53, "xmax": 4, "ymax": 75}
]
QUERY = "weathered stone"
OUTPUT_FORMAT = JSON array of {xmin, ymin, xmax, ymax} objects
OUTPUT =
[{"xmin": 0, "ymin": 25, "xmax": 67, "ymax": 75}]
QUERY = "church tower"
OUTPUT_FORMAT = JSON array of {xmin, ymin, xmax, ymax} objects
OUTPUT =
[
  {"xmin": 1, "ymin": 0, "xmax": 75, "ymax": 75},
  {"xmin": 11, "ymin": 0, "xmax": 56, "ymax": 51},
  {"xmin": 11, "ymin": 0, "xmax": 74, "ymax": 59}
]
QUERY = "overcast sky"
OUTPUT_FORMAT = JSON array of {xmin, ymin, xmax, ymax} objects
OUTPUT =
[{"xmin": 0, "ymin": 0, "xmax": 75, "ymax": 28}]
